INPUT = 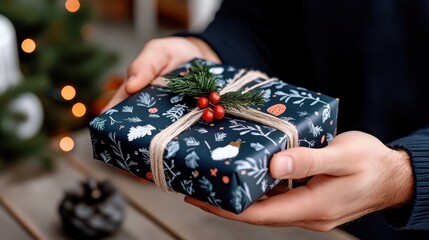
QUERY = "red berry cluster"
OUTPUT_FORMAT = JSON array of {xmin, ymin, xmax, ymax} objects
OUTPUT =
[{"xmin": 197, "ymin": 92, "xmax": 225, "ymax": 123}]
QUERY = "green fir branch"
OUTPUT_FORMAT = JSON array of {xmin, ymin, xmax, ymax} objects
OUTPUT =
[
  {"xmin": 220, "ymin": 90, "xmax": 265, "ymax": 110},
  {"xmin": 167, "ymin": 64, "xmax": 218, "ymax": 97},
  {"xmin": 167, "ymin": 62, "xmax": 266, "ymax": 110}
]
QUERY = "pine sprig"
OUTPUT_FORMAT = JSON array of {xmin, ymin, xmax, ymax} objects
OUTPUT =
[
  {"xmin": 166, "ymin": 62, "xmax": 267, "ymax": 118},
  {"xmin": 167, "ymin": 64, "xmax": 218, "ymax": 97},
  {"xmin": 220, "ymin": 91, "xmax": 265, "ymax": 110}
]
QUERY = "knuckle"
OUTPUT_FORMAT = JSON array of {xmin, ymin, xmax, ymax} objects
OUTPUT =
[{"xmin": 305, "ymin": 151, "xmax": 321, "ymax": 176}]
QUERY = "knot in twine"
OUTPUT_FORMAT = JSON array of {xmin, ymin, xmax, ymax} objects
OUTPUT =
[{"xmin": 149, "ymin": 69, "xmax": 299, "ymax": 192}]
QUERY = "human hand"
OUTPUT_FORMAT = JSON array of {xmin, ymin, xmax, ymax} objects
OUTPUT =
[
  {"xmin": 103, "ymin": 36, "xmax": 220, "ymax": 111},
  {"xmin": 185, "ymin": 131, "xmax": 414, "ymax": 231}
]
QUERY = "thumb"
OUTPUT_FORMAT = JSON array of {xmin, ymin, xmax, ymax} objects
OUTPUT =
[
  {"xmin": 125, "ymin": 51, "xmax": 169, "ymax": 94},
  {"xmin": 270, "ymin": 146, "xmax": 347, "ymax": 179}
]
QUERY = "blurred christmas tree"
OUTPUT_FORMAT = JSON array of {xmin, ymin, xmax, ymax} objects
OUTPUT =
[
  {"xmin": 0, "ymin": 0, "xmax": 117, "ymax": 134},
  {"xmin": 0, "ymin": 0, "xmax": 118, "ymax": 168}
]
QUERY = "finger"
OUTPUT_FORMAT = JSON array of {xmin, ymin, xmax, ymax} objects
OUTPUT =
[
  {"xmin": 125, "ymin": 50, "xmax": 170, "ymax": 94},
  {"xmin": 101, "ymin": 83, "xmax": 129, "ymax": 112},
  {"xmin": 270, "ymin": 145, "xmax": 353, "ymax": 179},
  {"xmin": 184, "ymin": 186, "xmax": 323, "ymax": 226}
]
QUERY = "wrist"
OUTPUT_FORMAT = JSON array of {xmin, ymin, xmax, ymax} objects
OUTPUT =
[
  {"xmin": 385, "ymin": 148, "xmax": 414, "ymax": 209},
  {"xmin": 186, "ymin": 37, "xmax": 221, "ymax": 64}
]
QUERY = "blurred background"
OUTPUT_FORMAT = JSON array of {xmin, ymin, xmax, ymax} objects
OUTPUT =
[{"xmin": 0, "ymin": 0, "xmax": 221, "ymax": 169}]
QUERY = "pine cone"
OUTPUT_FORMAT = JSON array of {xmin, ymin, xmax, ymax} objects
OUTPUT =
[{"xmin": 58, "ymin": 178, "xmax": 125, "ymax": 239}]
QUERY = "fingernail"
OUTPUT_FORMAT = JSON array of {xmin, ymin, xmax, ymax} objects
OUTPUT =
[{"xmin": 274, "ymin": 154, "xmax": 294, "ymax": 177}]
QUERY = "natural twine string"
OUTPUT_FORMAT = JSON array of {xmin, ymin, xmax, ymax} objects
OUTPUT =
[{"xmin": 149, "ymin": 70, "xmax": 299, "ymax": 192}]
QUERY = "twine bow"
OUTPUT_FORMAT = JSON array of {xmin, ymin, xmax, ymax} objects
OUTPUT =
[{"xmin": 149, "ymin": 68, "xmax": 299, "ymax": 192}]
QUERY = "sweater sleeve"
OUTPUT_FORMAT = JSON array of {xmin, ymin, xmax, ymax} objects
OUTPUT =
[
  {"xmin": 383, "ymin": 127, "xmax": 429, "ymax": 230},
  {"xmin": 175, "ymin": 0, "xmax": 276, "ymax": 75}
]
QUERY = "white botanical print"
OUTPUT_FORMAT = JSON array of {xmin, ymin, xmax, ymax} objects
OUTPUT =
[
  {"xmin": 105, "ymin": 109, "xmax": 118, "ymax": 115},
  {"xmin": 261, "ymin": 179, "xmax": 268, "ymax": 192},
  {"xmin": 124, "ymin": 117, "xmax": 142, "ymax": 123},
  {"xmin": 137, "ymin": 92, "xmax": 156, "ymax": 107},
  {"xmin": 199, "ymin": 177, "xmax": 222, "ymax": 207},
  {"xmin": 89, "ymin": 117, "xmax": 106, "ymax": 131},
  {"xmin": 109, "ymin": 132, "xmax": 137, "ymax": 171},
  {"xmin": 183, "ymin": 137, "xmax": 200, "ymax": 146},
  {"xmin": 185, "ymin": 151, "xmax": 199, "ymax": 169},
  {"xmin": 165, "ymin": 140, "xmax": 179, "ymax": 159},
  {"xmin": 235, "ymin": 156, "xmax": 268, "ymax": 185},
  {"xmin": 250, "ymin": 142, "xmax": 265, "ymax": 151},
  {"xmin": 109, "ymin": 116, "xmax": 122, "ymax": 125},
  {"xmin": 214, "ymin": 132, "xmax": 227, "ymax": 142},
  {"xmin": 229, "ymin": 119, "xmax": 277, "ymax": 145},
  {"xmin": 162, "ymin": 104, "xmax": 188, "ymax": 122},
  {"xmin": 297, "ymin": 111, "xmax": 309, "ymax": 117},
  {"xmin": 127, "ymin": 124, "xmax": 156, "ymax": 141},
  {"xmin": 195, "ymin": 128, "xmax": 208, "ymax": 134},
  {"xmin": 122, "ymin": 106, "xmax": 133, "ymax": 112},
  {"xmin": 230, "ymin": 183, "xmax": 252, "ymax": 213},
  {"xmin": 170, "ymin": 94, "xmax": 184, "ymax": 104},
  {"xmin": 181, "ymin": 180, "xmax": 195, "ymax": 195},
  {"xmin": 322, "ymin": 105, "xmax": 331, "ymax": 123},
  {"xmin": 299, "ymin": 138, "xmax": 316, "ymax": 147},
  {"xmin": 275, "ymin": 89, "xmax": 331, "ymax": 121},
  {"xmin": 164, "ymin": 160, "xmax": 181, "ymax": 187},
  {"xmin": 307, "ymin": 118, "xmax": 323, "ymax": 137},
  {"xmin": 99, "ymin": 150, "xmax": 112, "ymax": 164},
  {"xmin": 138, "ymin": 148, "xmax": 150, "ymax": 165}
]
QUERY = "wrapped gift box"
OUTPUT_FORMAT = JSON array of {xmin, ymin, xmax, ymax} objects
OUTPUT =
[{"xmin": 88, "ymin": 58, "xmax": 339, "ymax": 214}]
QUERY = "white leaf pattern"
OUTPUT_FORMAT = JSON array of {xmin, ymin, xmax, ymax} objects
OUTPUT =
[{"xmin": 127, "ymin": 125, "xmax": 156, "ymax": 141}]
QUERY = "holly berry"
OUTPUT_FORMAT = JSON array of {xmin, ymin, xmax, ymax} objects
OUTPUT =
[
  {"xmin": 213, "ymin": 105, "xmax": 225, "ymax": 120},
  {"xmin": 209, "ymin": 92, "xmax": 221, "ymax": 105},
  {"xmin": 197, "ymin": 96, "xmax": 209, "ymax": 109},
  {"xmin": 202, "ymin": 109, "xmax": 214, "ymax": 123}
]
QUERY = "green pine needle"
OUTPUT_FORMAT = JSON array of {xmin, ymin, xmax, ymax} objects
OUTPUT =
[
  {"xmin": 167, "ymin": 63, "xmax": 266, "ymax": 109},
  {"xmin": 220, "ymin": 90, "xmax": 265, "ymax": 110},
  {"xmin": 167, "ymin": 64, "xmax": 218, "ymax": 97}
]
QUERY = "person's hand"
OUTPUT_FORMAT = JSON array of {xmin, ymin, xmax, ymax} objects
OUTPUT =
[
  {"xmin": 185, "ymin": 131, "xmax": 414, "ymax": 231},
  {"xmin": 103, "ymin": 36, "xmax": 220, "ymax": 111}
]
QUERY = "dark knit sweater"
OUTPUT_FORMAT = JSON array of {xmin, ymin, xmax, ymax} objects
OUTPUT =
[{"xmin": 177, "ymin": 0, "xmax": 429, "ymax": 239}]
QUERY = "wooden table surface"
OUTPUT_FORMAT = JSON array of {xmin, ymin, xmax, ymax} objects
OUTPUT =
[{"xmin": 0, "ymin": 129, "xmax": 359, "ymax": 240}]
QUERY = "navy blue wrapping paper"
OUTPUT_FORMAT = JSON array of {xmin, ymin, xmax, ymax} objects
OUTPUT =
[{"xmin": 88, "ymin": 59, "xmax": 339, "ymax": 214}]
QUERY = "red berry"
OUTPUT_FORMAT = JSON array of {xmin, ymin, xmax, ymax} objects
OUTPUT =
[
  {"xmin": 197, "ymin": 97, "xmax": 209, "ymax": 109},
  {"xmin": 209, "ymin": 92, "xmax": 221, "ymax": 104},
  {"xmin": 213, "ymin": 105, "xmax": 225, "ymax": 120},
  {"xmin": 202, "ymin": 109, "xmax": 214, "ymax": 123}
]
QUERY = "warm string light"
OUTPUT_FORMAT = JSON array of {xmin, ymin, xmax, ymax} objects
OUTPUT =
[
  {"xmin": 59, "ymin": 136, "xmax": 74, "ymax": 152},
  {"xmin": 61, "ymin": 85, "xmax": 76, "ymax": 100},
  {"xmin": 65, "ymin": 0, "xmax": 80, "ymax": 13},
  {"xmin": 21, "ymin": 38, "xmax": 36, "ymax": 53},
  {"xmin": 72, "ymin": 102, "xmax": 86, "ymax": 117}
]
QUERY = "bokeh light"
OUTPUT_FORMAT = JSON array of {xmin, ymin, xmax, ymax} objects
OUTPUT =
[
  {"xmin": 65, "ymin": 0, "xmax": 80, "ymax": 13},
  {"xmin": 59, "ymin": 136, "xmax": 74, "ymax": 152},
  {"xmin": 21, "ymin": 38, "xmax": 36, "ymax": 53},
  {"xmin": 72, "ymin": 102, "xmax": 86, "ymax": 117},
  {"xmin": 61, "ymin": 85, "xmax": 76, "ymax": 100}
]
